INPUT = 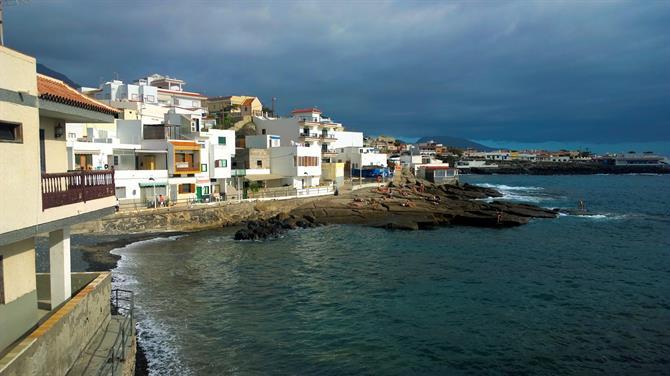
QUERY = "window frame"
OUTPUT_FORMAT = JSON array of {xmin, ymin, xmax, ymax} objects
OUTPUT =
[{"xmin": 0, "ymin": 121, "xmax": 23, "ymax": 143}]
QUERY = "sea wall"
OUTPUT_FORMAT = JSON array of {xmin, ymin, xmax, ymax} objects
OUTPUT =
[{"xmin": 72, "ymin": 197, "xmax": 328, "ymax": 235}]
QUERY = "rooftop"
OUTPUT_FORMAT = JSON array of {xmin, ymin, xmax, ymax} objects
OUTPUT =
[
  {"xmin": 37, "ymin": 74, "xmax": 119, "ymax": 116},
  {"xmin": 291, "ymin": 107, "xmax": 322, "ymax": 114}
]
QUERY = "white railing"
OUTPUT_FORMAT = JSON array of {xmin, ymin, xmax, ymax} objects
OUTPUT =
[{"xmin": 296, "ymin": 186, "xmax": 334, "ymax": 196}]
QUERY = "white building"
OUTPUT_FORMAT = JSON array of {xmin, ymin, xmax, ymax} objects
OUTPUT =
[
  {"xmin": 67, "ymin": 74, "xmax": 233, "ymax": 206},
  {"xmin": 337, "ymin": 146, "xmax": 388, "ymax": 170}
]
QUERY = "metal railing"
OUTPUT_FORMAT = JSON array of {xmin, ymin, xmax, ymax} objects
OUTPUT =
[
  {"xmin": 41, "ymin": 170, "xmax": 115, "ymax": 210},
  {"xmin": 98, "ymin": 289, "xmax": 134, "ymax": 376}
]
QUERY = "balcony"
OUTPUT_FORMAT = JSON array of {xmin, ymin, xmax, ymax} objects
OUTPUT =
[
  {"xmin": 175, "ymin": 161, "xmax": 199, "ymax": 174},
  {"xmin": 41, "ymin": 170, "xmax": 115, "ymax": 210},
  {"xmin": 299, "ymin": 132, "xmax": 320, "ymax": 141},
  {"xmin": 320, "ymin": 134, "xmax": 337, "ymax": 142}
]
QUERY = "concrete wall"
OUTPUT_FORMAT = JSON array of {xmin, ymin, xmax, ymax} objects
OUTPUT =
[
  {"xmin": 39, "ymin": 117, "xmax": 69, "ymax": 173},
  {"xmin": 0, "ymin": 238, "xmax": 38, "ymax": 352},
  {"xmin": 331, "ymin": 131, "xmax": 363, "ymax": 148},
  {"xmin": 253, "ymin": 117, "xmax": 300, "ymax": 146},
  {"xmin": 0, "ymin": 46, "xmax": 41, "ymax": 235},
  {"xmin": 72, "ymin": 195, "xmax": 329, "ymax": 235},
  {"xmin": 0, "ymin": 273, "xmax": 111, "ymax": 376}
]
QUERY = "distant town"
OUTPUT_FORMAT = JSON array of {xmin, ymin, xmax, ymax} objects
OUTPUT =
[{"xmin": 61, "ymin": 71, "xmax": 670, "ymax": 207}]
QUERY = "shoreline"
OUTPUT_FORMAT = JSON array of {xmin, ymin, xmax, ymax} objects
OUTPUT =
[{"xmin": 73, "ymin": 231, "xmax": 192, "ymax": 376}]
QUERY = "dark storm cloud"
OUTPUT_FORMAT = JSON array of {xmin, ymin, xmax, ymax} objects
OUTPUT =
[{"xmin": 5, "ymin": 0, "xmax": 669, "ymax": 142}]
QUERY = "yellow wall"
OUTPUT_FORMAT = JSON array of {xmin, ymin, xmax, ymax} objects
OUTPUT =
[
  {"xmin": 0, "ymin": 47, "xmax": 41, "ymax": 235},
  {"xmin": 322, "ymin": 162, "xmax": 344, "ymax": 180},
  {"xmin": 39, "ymin": 117, "xmax": 69, "ymax": 173},
  {"xmin": 0, "ymin": 238, "xmax": 36, "ymax": 303}
]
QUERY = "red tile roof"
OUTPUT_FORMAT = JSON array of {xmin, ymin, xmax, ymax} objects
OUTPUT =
[
  {"xmin": 242, "ymin": 97, "xmax": 256, "ymax": 106},
  {"xmin": 291, "ymin": 107, "xmax": 321, "ymax": 114},
  {"xmin": 37, "ymin": 74, "xmax": 119, "ymax": 116}
]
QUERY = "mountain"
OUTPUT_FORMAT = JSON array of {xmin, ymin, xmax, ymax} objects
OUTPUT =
[
  {"xmin": 36, "ymin": 63, "xmax": 81, "ymax": 89},
  {"xmin": 416, "ymin": 136, "xmax": 495, "ymax": 151}
]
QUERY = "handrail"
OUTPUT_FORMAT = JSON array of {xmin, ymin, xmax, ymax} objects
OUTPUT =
[
  {"xmin": 97, "ymin": 289, "xmax": 134, "ymax": 376},
  {"xmin": 41, "ymin": 170, "xmax": 115, "ymax": 210}
]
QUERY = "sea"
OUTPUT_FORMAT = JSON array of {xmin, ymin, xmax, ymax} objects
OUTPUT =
[{"xmin": 77, "ymin": 175, "xmax": 670, "ymax": 374}]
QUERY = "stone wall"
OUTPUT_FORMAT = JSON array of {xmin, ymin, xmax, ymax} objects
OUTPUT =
[
  {"xmin": 72, "ymin": 196, "xmax": 327, "ymax": 235},
  {"xmin": 0, "ymin": 273, "xmax": 111, "ymax": 376}
]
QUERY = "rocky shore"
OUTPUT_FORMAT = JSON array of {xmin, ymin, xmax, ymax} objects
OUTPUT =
[
  {"xmin": 234, "ymin": 174, "xmax": 558, "ymax": 240},
  {"xmin": 469, "ymin": 161, "xmax": 670, "ymax": 175}
]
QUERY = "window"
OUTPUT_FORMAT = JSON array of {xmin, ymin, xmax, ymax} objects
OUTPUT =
[
  {"xmin": 178, "ymin": 184, "xmax": 195, "ymax": 193},
  {"xmin": 218, "ymin": 136, "xmax": 227, "ymax": 145},
  {"xmin": 215, "ymin": 159, "xmax": 227, "ymax": 168},
  {"xmin": 261, "ymin": 129, "xmax": 266, "ymax": 135},
  {"xmin": 0, "ymin": 121, "xmax": 22, "ymax": 143},
  {"xmin": 203, "ymin": 186, "xmax": 210, "ymax": 195},
  {"xmin": 113, "ymin": 156, "xmax": 120, "ymax": 166},
  {"xmin": 146, "ymin": 95, "xmax": 155, "ymax": 102},
  {"xmin": 201, "ymin": 164, "xmax": 208, "ymax": 172},
  {"xmin": 115, "ymin": 186, "xmax": 127, "ymax": 199},
  {"xmin": 295, "ymin": 156, "xmax": 318, "ymax": 167},
  {"xmin": 256, "ymin": 160, "xmax": 263, "ymax": 167}
]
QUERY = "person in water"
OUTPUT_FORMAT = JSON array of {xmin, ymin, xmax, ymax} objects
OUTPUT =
[{"xmin": 578, "ymin": 200, "xmax": 586, "ymax": 211}]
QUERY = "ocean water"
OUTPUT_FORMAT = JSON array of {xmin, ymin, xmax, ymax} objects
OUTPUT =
[{"xmin": 109, "ymin": 175, "xmax": 670, "ymax": 375}]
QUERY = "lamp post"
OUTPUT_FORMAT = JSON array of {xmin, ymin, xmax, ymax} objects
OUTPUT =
[{"xmin": 149, "ymin": 177, "xmax": 156, "ymax": 208}]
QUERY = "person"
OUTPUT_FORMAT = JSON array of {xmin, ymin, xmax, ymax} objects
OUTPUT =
[
  {"xmin": 159, "ymin": 194, "xmax": 165, "ymax": 207},
  {"xmin": 496, "ymin": 210, "xmax": 503, "ymax": 224},
  {"xmin": 114, "ymin": 197, "xmax": 120, "ymax": 212},
  {"xmin": 578, "ymin": 199, "xmax": 586, "ymax": 211},
  {"xmin": 334, "ymin": 187, "xmax": 339, "ymax": 196}
]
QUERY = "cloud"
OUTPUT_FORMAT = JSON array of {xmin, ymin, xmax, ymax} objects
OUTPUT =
[{"xmin": 5, "ymin": 0, "xmax": 669, "ymax": 143}]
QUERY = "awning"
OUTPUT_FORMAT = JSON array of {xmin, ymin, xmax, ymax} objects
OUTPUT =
[
  {"xmin": 135, "ymin": 149, "xmax": 168, "ymax": 154},
  {"xmin": 244, "ymin": 173, "xmax": 284, "ymax": 181},
  {"xmin": 138, "ymin": 182, "xmax": 167, "ymax": 187}
]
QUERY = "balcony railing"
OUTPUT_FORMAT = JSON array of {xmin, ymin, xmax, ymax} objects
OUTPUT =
[
  {"xmin": 299, "ymin": 132, "xmax": 320, "ymax": 139},
  {"xmin": 41, "ymin": 170, "xmax": 115, "ymax": 210}
]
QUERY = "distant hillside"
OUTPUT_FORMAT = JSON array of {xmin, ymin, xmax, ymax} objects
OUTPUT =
[
  {"xmin": 416, "ymin": 136, "xmax": 495, "ymax": 151},
  {"xmin": 37, "ymin": 63, "xmax": 81, "ymax": 89}
]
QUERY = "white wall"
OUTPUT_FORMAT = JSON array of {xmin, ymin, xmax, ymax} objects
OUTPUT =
[
  {"xmin": 332, "ymin": 131, "xmax": 363, "ymax": 148},
  {"xmin": 337, "ymin": 146, "xmax": 387, "ymax": 168}
]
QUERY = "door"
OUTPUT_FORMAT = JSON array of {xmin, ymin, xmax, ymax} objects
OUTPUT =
[
  {"xmin": 141, "ymin": 155, "xmax": 156, "ymax": 170},
  {"xmin": 196, "ymin": 186, "xmax": 203, "ymax": 201},
  {"xmin": 39, "ymin": 129, "xmax": 46, "ymax": 172}
]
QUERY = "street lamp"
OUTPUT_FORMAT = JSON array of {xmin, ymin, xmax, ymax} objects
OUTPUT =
[{"xmin": 149, "ymin": 177, "xmax": 156, "ymax": 208}]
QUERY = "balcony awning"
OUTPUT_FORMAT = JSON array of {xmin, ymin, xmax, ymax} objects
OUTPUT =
[
  {"xmin": 135, "ymin": 149, "xmax": 168, "ymax": 154},
  {"xmin": 244, "ymin": 173, "xmax": 284, "ymax": 181},
  {"xmin": 138, "ymin": 182, "xmax": 167, "ymax": 187}
]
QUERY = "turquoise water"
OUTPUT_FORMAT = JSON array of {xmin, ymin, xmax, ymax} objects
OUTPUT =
[{"xmin": 110, "ymin": 175, "xmax": 670, "ymax": 375}]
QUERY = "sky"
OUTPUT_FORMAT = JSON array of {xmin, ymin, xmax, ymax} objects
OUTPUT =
[{"xmin": 4, "ymin": 0, "xmax": 670, "ymax": 148}]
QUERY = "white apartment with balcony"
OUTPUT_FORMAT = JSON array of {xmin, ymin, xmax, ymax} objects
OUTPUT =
[{"xmin": 0, "ymin": 46, "xmax": 131, "ymax": 375}]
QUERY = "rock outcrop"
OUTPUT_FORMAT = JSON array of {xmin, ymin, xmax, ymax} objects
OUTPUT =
[{"xmin": 235, "ymin": 173, "xmax": 558, "ymax": 240}]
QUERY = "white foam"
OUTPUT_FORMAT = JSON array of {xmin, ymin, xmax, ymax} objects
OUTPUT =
[{"xmin": 477, "ymin": 183, "xmax": 544, "ymax": 191}]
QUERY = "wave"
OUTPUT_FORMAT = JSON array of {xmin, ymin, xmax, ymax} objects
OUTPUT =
[
  {"xmin": 559, "ymin": 213, "xmax": 628, "ymax": 220},
  {"xmin": 475, "ymin": 183, "xmax": 557, "ymax": 203},
  {"xmin": 109, "ymin": 235, "xmax": 185, "ymax": 256},
  {"xmin": 476, "ymin": 183, "xmax": 544, "ymax": 191}
]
